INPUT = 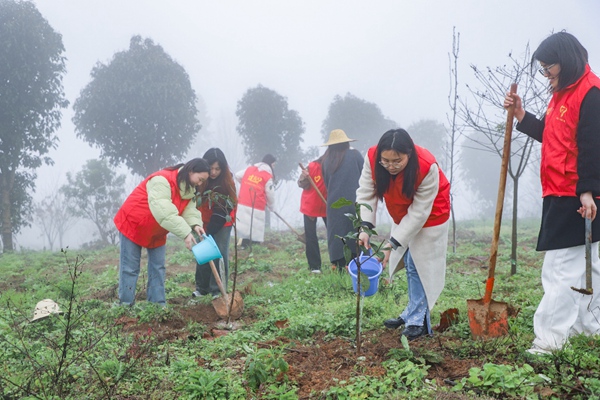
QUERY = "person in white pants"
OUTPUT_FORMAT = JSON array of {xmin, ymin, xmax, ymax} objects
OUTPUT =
[{"xmin": 504, "ymin": 31, "xmax": 600, "ymax": 354}]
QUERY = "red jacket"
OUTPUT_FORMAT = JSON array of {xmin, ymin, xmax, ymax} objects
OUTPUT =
[
  {"xmin": 368, "ymin": 145, "xmax": 450, "ymax": 227},
  {"xmin": 114, "ymin": 169, "xmax": 191, "ymax": 248},
  {"xmin": 541, "ymin": 65, "xmax": 600, "ymax": 197},
  {"xmin": 300, "ymin": 161, "xmax": 327, "ymax": 217},
  {"xmin": 238, "ymin": 165, "xmax": 272, "ymax": 211},
  {"xmin": 198, "ymin": 197, "xmax": 235, "ymax": 227}
]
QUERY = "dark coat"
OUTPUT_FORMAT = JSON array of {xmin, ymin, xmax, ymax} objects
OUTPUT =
[{"xmin": 322, "ymin": 148, "xmax": 364, "ymax": 262}]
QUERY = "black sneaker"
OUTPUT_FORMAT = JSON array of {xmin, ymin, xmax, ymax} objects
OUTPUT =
[
  {"xmin": 383, "ymin": 317, "xmax": 405, "ymax": 329},
  {"xmin": 402, "ymin": 325, "xmax": 428, "ymax": 341}
]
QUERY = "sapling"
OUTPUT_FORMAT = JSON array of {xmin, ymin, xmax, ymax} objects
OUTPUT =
[{"xmin": 331, "ymin": 198, "xmax": 388, "ymax": 353}]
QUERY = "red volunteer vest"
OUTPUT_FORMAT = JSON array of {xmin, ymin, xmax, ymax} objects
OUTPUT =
[
  {"xmin": 238, "ymin": 165, "xmax": 272, "ymax": 211},
  {"xmin": 198, "ymin": 195, "xmax": 235, "ymax": 227},
  {"xmin": 300, "ymin": 161, "xmax": 328, "ymax": 217},
  {"xmin": 541, "ymin": 65, "xmax": 600, "ymax": 197},
  {"xmin": 114, "ymin": 169, "xmax": 191, "ymax": 248},
  {"xmin": 368, "ymin": 145, "xmax": 450, "ymax": 227}
]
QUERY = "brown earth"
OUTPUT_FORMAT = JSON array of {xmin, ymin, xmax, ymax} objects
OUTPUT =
[{"xmin": 85, "ymin": 242, "xmax": 486, "ymax": 399}]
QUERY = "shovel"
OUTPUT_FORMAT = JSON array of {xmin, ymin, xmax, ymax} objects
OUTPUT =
[
  {"xmin": 209, "ymin": 259, "xmax": 244, "ymax": 320},
  {"xmin": 571, "ymin": 217, "xmax": 594, "ymax": 295},
  {"xmin": 273, "ymin": 210, "xmax": 306, "ymax": 244},
  {"xmin": 467, "ymin": 83, "xmax": 517, "ymax": 339}
]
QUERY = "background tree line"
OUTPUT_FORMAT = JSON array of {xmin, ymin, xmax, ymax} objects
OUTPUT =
[{"xmin": 1, "ymin": 1, "xmax": 546, "ymax": 267}]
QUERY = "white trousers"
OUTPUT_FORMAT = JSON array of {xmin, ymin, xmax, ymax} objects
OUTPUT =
[{"xmin": 533, "ymin": 243, "xmax": 600, "ymax": 350}]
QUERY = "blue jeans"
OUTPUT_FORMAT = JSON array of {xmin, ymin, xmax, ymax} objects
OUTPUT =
[
  {"xmin": 118, "ymin": 233, "xmax": 167, "ymax": 305},
  {"xmin": 399, "ymin": 250, "xmax": 432, "ymax": 333},
  {"xmin": 195, "ymin": 226, "xmax": 232, "ymax": 296}
]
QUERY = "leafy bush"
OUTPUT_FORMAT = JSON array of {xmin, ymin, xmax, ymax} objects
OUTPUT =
[
  {"xmin": 453, "ymin": 362, "xmax": 546, "ymax": 398},
  {"xmin": 243, "ymin": 346, "xmax": 289, "ymax": 391},
  {"xmin": 175, "ymin": 367, "xmax": 245, "ymax": 399}
]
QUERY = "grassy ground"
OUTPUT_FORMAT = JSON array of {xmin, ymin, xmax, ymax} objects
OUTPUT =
[{"xmin": 1, "ymin": 219, "xmax": 599, "ymax": 399}]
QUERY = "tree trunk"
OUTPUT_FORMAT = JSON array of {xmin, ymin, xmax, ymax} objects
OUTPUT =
[
  {"xmin": 451, "ymin": 195, "xmax": 457, "ymax": 253},
  {"xmin": 0, "ymin": 170, "xmax": 15, "ymax": 252},
  {"xmin": 510, "ymin": 177, "xmax": 519, "ymax": 275}
]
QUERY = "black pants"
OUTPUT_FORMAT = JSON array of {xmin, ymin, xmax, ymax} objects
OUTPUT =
[{"xmin": 303, "ymin": 214, "xmax": 327, "ymax": 271}]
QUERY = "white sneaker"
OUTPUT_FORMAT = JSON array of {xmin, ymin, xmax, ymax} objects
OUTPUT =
[
  {"xmin": 526, "ymin": 345, "xmax": 552, "ymax": 355},
  {"xmin": 311, "ymin": 269, "xmax": 322, "ymax": 274},
  {"xmin": 192, "ymin": 291, "xmax": 202, "ymax": 298}
]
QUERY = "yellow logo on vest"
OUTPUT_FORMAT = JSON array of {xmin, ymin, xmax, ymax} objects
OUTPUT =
[
  {"xmin": 247, "ymin": 174, "xmax": 263, "ymax": 184},
  {"xmin": 555, "ymin": 105, "xmax": 568, "ymax": 122},
  {"xmin": 559, "ymin": 105, "xmax": 567, "ymax": 118},
  {"xmin": 314, "ymin": 175, "xmax": 322, "ymax": 183}
]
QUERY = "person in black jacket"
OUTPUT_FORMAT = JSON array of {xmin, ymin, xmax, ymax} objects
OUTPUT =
[
  {"xmin": 321, "ymin": 129, "xmax": 364, "ymax": 271},
  {"xmin": 504, "ymin": 31, "xmax": 600, "ymax": 354},
  {"xmin": 193, "ymin": 148, "xmax": 237, "ymax": 298}
]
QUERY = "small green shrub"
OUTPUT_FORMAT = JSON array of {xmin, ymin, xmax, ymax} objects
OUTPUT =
[
  {"xmin": 175, "ymin": 367, "xmax": 245, "ymax": 399},
  {"xmin": 453, "ymin": 362, "xmax": 546, "ymax": 398},
  {"xmin": 244, "ymin": 346, "xmax": 289, "ymax": 391}
]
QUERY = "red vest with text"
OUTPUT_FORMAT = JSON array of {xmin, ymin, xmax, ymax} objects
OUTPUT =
[
  {"xmin": 238, "ymin": 165, "xmax": 272, "ymax": 211},
  {"xmin": 114, "ymin": 169, "xmax": 191, "ymax": 248},
  {"xmin": 300, "ymin": 161, "xmax": 328, "ymax": 217},
  {"xmin": 541, "ymin": 65, "xmax": 600, "ymax": 197},
  {"xmin": 368, "ymin": 145, "xmax": 450, "ymax": 227}
]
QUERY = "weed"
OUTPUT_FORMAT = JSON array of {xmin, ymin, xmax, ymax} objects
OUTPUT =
[
  {"xmin": 453, "ymin": 362, "xmax": 546, "ymax": 398},
  {"xmin": 243, "ymin": 345, "xmax": 290, "ymax": 391},
  {"xmin": 174, "ymin": 366, "xmax": 246, "ymax": 399}
]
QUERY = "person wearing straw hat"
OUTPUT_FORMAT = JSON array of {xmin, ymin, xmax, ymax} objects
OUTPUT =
[{"xmin": 321, "ymin": 129, "xmax": 364, "ymax": 271}]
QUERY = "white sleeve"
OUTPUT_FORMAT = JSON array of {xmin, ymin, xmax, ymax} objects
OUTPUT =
[
  {"xmin": 356, "ymin": 156, "xmax": 378, "ymax": 226},
  {"xmin": 265, "ymin": 178, "xmax": 276, "ymax": 211}
]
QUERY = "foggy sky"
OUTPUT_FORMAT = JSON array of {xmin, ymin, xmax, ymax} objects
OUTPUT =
[{"xmin": 18, "ymin": 0, "xmax": 600, "ymax": 249}]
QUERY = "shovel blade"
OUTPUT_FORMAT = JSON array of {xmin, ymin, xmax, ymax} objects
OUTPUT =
[
  {"xmin": 212, "ymin": 291, "xmax": 244, "ymax": 320},
  {"xmin": 467, "ymin": 298, "xmax": 509, "ymax": 339}
]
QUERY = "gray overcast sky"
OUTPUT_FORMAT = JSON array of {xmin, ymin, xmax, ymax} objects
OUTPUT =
[
  {"xmin": 18, "ymin": 0, "xmax": 600, "ymax": 247},
  {"xmin": 32, "ymin": 0, "xmax": 600, "ymax": 156}
]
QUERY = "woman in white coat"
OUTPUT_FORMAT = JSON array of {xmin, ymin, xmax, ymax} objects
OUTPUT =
[{"xmin": 357, "ymin": 129, "xmax": 450, "ymax": 340}]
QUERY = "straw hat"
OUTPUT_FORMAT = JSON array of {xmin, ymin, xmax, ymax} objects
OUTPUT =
[
  {"xmin": 321, "ymin": 129, "xmax": 357, "ymax": 146},
  {"xmin": 31, "ymin": 299, "xmax": 63, "ymax": 322}
]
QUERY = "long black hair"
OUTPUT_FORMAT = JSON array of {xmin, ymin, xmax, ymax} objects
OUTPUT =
[
  {"xmin": 322, "ymin": 142, "xmax": 349, "ymax": 178},
  {"xmin": 166, "ymin": 158, "xmax": 210, "ymax": 193},
  {"xmin": 261, "ymin": 153, "xmax": 277, "ymax": 182},
  {"xmin": 532, "ymin": 31, "xmax": 588, "ymax": 92},
  {"xmin": 202, "ymin": 147, "xmax": 237, "ymax": 203},
  {"xmin": 374, "ymin": 129, "xmax": 419, "ymax": 200}
]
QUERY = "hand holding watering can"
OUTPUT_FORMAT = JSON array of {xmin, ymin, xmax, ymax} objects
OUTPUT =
[
  {"xmin": 185, "ymin": 226, "xmax": 206, "ymax": 250},
  {"xmin": 191, "ymin": 234, "xmax": 223, "ymax": 265}
]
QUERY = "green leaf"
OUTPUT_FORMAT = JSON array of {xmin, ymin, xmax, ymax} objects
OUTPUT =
[{"xmin": 331, "ymin": 197, "xmax": 354, "ymax": 209}]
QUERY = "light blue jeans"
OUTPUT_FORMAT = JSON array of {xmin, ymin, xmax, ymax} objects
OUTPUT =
[
  {"xmin": 118, "ymin": 233, "xmax": 167, "ymax": 305},
  {"xmin": 399, "ymin": 250, "xmax": 432, "ymax": 333}
]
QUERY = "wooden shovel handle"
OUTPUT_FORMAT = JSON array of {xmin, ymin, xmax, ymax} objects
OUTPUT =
[
  {"xmin": 273, "ymin": 210, "xmax": 302, "ymax": 237},
  {"xmin": 209, "ymin": 260, "xmax": 230, "ymax": 302},
  {"xmin": 299, "ymin": 162, "xmax": 327, "ymax": 205},
  {"xmin": 485, "ymin": 83, "xmax": 517, "ymax": 303}
]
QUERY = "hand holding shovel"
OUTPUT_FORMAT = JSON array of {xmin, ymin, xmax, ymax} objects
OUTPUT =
[
  {"xmin": 571, "ymin": 217, "xmax": 593, "ymax": 295},
  {"xmin": 298, "ymin": 162, "xmax": 327, "ymax": 205}
]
